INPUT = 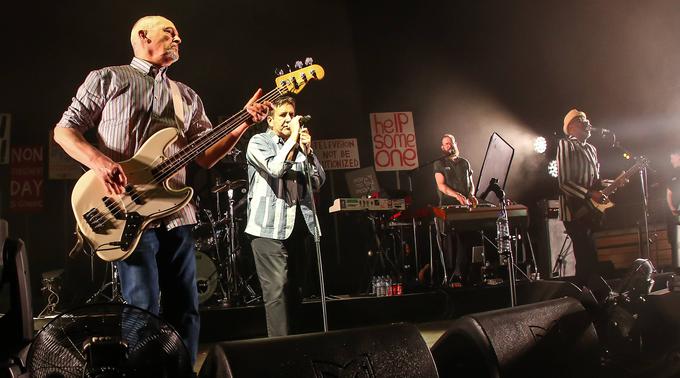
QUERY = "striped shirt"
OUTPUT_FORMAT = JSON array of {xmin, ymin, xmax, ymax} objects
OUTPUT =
[
  {"xmin": 556, "ymin": 136, "xmax": 600, "ymax": 222},
  {"xmin": 245, "ymin": 130, "xmax": 326, "ymax": 240},
  {"xmin": 56, "ymin": 57, "xmax": 211, "ymax": 229}
]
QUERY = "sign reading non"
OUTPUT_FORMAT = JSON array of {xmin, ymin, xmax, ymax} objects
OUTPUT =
[
  {"xmin": 10, "ymin": 145, "xmax": 44, "ymax": 212},
  {"xmin": 369, "ymin": 112, "xmax": 419, "ymax": 171}
]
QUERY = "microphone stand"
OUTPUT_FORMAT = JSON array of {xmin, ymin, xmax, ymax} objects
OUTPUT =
[
  {"xmin": 301, "ymin": 144, "xmax": 328, "ymax": 332},
  {"xmin": 610, "ymin": 134, "xmax": 650, "ymax": 259},
  {"xmin": 489, "ymin": 180, "xmax": 517, "ymax": 307}
]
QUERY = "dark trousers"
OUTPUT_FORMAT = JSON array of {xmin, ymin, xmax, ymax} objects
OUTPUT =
[
  {"xmin": 440, "ymin": 220, "xmax": 477, "ymax": 284},
  {"xmin": 564, "ymin": 220, "xmax": 599, "ymax": 287},
  {"xmin": 251, "ymin": 209, "xmax": 310, "ymax": 337},
  {"xmin": 116, "ymin": 225, "xmax": 200, "ymax": 365}
]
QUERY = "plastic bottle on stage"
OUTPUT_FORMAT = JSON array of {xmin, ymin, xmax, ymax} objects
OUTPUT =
[
  {"xmin": 370, "ymin": 276, "xmax": 377, "ymax": 296},
  {"xmin": 378, "ymin": 276, "xmax": 386, "ymax": 297},
  {"xmin": 387, "ymin": 276, "xmax": 393, "ymax": 296},
  {"xmin": 392, "ymin": 277, "xmax": 402, "ymax": 296}
]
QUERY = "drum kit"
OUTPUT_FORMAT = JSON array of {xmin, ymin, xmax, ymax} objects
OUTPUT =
[{"xmin": 193, "ymin": 176, "xmax": 261, "ymax": 307}]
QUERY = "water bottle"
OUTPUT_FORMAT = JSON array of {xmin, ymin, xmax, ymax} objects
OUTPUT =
[
  {"xmin": 386, "ymin": 276, "xmax": 393, "ymax": 296},
  {"xmin": 369, "ymin": 276, "xmax": 376, "ymax": 295}
]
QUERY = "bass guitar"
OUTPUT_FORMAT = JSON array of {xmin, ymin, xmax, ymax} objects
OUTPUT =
[
  {"xmin": 574, "ymin": 156, "xmax": 649, "ymax": 220},
  {"xmin": 71, "ymin": 64, "xmax": 325, "ymax": 262}
]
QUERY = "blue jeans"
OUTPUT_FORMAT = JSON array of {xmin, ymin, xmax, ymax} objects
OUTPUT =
[{"xmin": 116, "ymin": 225, "xmax": 200, "ymax": 364}]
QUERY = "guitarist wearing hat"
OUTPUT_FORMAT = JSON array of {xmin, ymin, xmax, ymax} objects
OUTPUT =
[{"xmin": 556, "ymin": 109, "xmax": 607, "ymax": 287}]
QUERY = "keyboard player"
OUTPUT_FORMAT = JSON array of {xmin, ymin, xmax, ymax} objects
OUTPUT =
[{"xmin": 433, "ymin": 133, "xmax": 479, "ymax": 287}]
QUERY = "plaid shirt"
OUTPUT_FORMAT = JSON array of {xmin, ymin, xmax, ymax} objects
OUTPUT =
[
  {"xmin": 55, "ymin": 57, "xmax": 211, "ymax": 229},
  {"xmin": 245, "ymin": 130, "xmax": 325, "ymax": 240},
  {"xmin": 557, "ymin": 136, "xmax": 600, "ymax": 222}
]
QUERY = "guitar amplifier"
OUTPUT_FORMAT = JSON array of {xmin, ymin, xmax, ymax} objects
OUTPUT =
[
  {"xmin": 536, "ymin": 200, "xmax": 575, "ymax": 278},
  {"xmin": 545, "ymin": 199, "xmax": 560, "ymax": 219}
]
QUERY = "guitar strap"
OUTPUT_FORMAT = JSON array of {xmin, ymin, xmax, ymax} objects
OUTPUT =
[{"xmin": 168, "ymin": 79, "xmax": 186, "ymax": 139}]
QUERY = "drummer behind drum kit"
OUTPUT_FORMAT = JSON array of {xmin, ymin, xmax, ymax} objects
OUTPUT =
[{"xmin": 193, "ymin": 176, "xmax": 261, "ymax": 307}]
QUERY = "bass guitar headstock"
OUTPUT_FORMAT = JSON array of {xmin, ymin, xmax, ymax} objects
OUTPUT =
[
  {"xmin": 274, "ymin": 58, "xmax": 325, "ymax": 95},
  {"xmin": 635, "ymin": 155, "xmax": 650, "ymax": 169}
]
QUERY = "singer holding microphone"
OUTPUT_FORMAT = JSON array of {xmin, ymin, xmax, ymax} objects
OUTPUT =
[
  {"xmin": 433, "ymin": 133, "xmax": 478, "ymax": 287},
  {"xmin": 245, "ymin": 95, "xmax": 326, "ymax": 337}
]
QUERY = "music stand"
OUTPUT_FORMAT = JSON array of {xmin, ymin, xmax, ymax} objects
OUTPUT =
[{"xmin": 476, "ymin": 133, "xmax": 514, "ymax": 205}]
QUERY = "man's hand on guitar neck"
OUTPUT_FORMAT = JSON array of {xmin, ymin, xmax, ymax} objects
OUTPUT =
[
  {"xmin": 244, "ymin": 88, "xmax": 272, "ymax": 125},
  {"xmin": 589, "ymin": 190, "xmax": 608, "ymax": 205},
  {"xmin": 93, "ymin": 155, "xmax": 128, "ymax": 195}
]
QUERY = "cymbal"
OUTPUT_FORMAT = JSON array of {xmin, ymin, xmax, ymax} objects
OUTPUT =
[{"xmin": 211, "ymin": 179, "xmax": 248, "ymax": 193}]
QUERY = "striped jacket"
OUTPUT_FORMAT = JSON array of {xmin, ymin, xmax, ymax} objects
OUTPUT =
[
  {"xmin": 56, "ymin": 57, "xmax": 211, "ymax": 229},
  {"xmin": 556, "ymin": 136, "xmax": 600, "ymax": 222},
  {"xmin": 245, "ymin": 130, "xmax": 325, "ymax": 240}
]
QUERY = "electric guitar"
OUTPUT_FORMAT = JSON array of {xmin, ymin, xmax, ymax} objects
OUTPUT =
[
  {"xmin": 574, "ymin": 156, "xmax": 649, "ymax": 220},
  {"xmin": 71, "ymin": 64, "xmax": 325, "ymax": 262}
]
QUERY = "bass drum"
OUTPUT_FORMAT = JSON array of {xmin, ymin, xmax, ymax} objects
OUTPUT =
[
  {"xmin": 193, "ymin": 209, "xmax": 226, "ymax": 252},
  {"xmin": 193, "ymin": 209, "xmax": 216, "ymax": 251},
  {"xmin": 195, "ymin": 251, "xmax": 218, "ymax": 305}
]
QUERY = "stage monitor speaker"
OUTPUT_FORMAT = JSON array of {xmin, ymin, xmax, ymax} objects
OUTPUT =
[
  {"xmin": 640, "ymin": 289, "xmax": 680, "ymax": 356},
  {"xmin": 198, "ymin": 323, "xmax": 438, "ymax": 378},
  {"xmin": 430, "ymin": 297, "xmax": 599, "ymax": 378},
  {"xmin": 0, "ymin": 238, "xmax": 32, "ymax": 375}
]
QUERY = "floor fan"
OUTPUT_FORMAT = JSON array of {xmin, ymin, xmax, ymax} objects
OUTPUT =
[{"xmin": 26, "ymin": 302, "xmax": 192, "ymax": 378}]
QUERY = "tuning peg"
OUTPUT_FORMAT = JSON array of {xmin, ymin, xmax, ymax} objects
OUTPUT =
[
  {"xmin": 286, "ymin": 64, "xmax": 292, "ymax": 73},
  {"xmin": 294, "ymin": 60, "xmax": 304, "ymax": 69},
  {"xmin": 304, "ymin": 57, "xmax": 314, "ymax": 66},
  {"xmin": 274, "ymin": 67, "xmax": 284, "ymax": 76}
]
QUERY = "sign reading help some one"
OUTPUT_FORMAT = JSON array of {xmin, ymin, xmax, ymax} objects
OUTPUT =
[{"xmin": 369, "ymin": 112, "xmax": 419, "ymax": 171}]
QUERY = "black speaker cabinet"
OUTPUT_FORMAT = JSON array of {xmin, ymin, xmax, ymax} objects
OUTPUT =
[
  {"xmin": 198, "ymin": 323, "xmax": 438, "ymax": 378},
  {"xmin": 430, "ymin": 297, "xmax": 599, "ymax": 378},
  {"xmin": 0, "ymin": 238, "xmax": 32, "ymax": 353}
]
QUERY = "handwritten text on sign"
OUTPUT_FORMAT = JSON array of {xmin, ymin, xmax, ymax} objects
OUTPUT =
[
  {"xmin": 311, "ymin": 138, "xmax": 360, "ymax": 171},
  {"xmin": 370, "ymin": 112, "xmax": 419, "ymax": 171},
  {"xmin": 10, "ymin": 145, "xmax": 44, "ymax": 212}
]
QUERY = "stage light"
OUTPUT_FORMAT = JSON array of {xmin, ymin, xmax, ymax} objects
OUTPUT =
[
  {"xmin": 533, "ymin": 137, "xmax": 547, "ymax": 154},
  {"xmin": 548, "ymin": 160, "xmax": 558, "ymax": 178}
]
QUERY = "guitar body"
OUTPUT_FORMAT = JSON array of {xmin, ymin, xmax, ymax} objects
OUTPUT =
[
  {"xmin": 590, "ymin": 198, "xmax": 615, "ymax": 213},
  {"xmin": 71, "ymin": 128, "xmax": 193, "ymax": 262}
]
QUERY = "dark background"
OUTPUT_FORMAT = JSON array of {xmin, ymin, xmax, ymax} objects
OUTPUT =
[{"xmin": 2, "ymin": 0, "xmax": 679, "ymax": 309}]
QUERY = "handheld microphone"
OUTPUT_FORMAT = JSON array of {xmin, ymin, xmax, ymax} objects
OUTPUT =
[
  {"xmin": 299, "ymin": 115, "xmax": 312, "ymax": 126},
  {"xmin": 589, "ymin": 126, "xmax": 611, "ymax": 134}
]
